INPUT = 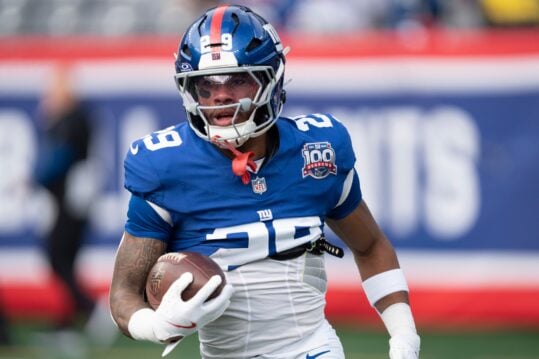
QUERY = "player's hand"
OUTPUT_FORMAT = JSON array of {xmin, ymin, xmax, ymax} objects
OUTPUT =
[
  {"xmin": 389, "ymin": 332, "xmax": 420, "ymax": 359},
  {"xmin": 152, "ymin": 272, "xmax": 234, "ymax": 343}
]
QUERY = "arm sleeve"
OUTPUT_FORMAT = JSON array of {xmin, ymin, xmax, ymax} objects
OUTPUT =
[{"xmin": 125, "ymin": 194, "xmax": 172, "ymax": 241}]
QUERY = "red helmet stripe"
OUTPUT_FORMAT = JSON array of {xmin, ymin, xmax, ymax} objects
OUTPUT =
[{"xmin": 210, "ymin": 5, "xmax": 228, "ymax": 52}]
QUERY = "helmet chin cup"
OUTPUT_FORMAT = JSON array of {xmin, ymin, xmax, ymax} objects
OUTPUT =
[{"xmin": 208, "ymin": 119, "xmax": 256, "ymax": 148}]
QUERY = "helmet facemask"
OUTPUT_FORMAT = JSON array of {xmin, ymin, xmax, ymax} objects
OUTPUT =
[{"xmin": 175, "ymin": 64, "xmax": 284, "ymax": 148}]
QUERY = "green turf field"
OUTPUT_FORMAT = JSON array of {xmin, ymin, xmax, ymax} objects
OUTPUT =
[{"xmin": 1, "ymin": 323, "xmax": 538, "ymax": 358}]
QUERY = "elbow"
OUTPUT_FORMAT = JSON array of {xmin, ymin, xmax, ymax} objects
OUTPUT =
[{"xmin": 352, "ymin": 233, "xmax": 381, "ymax": 257}]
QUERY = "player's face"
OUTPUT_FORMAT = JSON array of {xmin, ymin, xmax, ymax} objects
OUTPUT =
[{"xmin": 193, "ymin": 73, "xmax": 260, "ymax": 126}]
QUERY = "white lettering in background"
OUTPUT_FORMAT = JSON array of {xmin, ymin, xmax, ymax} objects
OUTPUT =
[
  {"xmin": 386, "ymin": 108, "xmax": 421, "ymax": 236},
  {"xmin": 0, "ymin": 104, "xmax": 480, "ymax": 244},
  {"xmin": 423, "ymin": 107, "xmax": 480, "ymax": 239},
  {"xmin": 89, "ymin": 106, "xmax": 160, "ymax": 236},
  {"xmin": 321, "ymin": 105, "xmax": 481, "ymax": 240},
  {"xmin": 0, "ymin": 110, "xmax": 56, "ymax": 235}
]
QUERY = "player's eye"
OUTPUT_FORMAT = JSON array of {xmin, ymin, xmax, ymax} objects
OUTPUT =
[
  {"xmin": 232, "ymin": 74, "xmax": 257, "ymax": 88},
  {"xmin": 230, "ymin": 78, "xmax": 246, "ymax": 87},
  {"xmin": 196, "ymin": 86, "xmax": 211, "ymax": 99},
  {"xmin": 194, "ymin": 79, "xmax": 215, "ymax": 98}
]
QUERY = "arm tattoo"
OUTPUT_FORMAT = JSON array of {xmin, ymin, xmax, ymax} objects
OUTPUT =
[
  {"xmin": 124, "ymin": 238, "xmax": 165, "ymax": 294},
  {"xmin": 110, "ymin": 233, "xmax": 167, "ymax": 336}
]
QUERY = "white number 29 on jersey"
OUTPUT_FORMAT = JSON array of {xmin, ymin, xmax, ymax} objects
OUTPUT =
[
  {"xmin": 130, "ymin": 126, "xmax": 183, "ymax": 155},
  {"xmin": 207, "ymin": 216, "xmax": 323, "ymax": 270},
  {"xmin": 293, "ymin": 114, "xmax": 334, "ymax": 132}
]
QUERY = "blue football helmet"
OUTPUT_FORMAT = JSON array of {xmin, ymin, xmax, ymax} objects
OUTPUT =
[{"xmin": 174, "ymin": 5, "xmax": 287, "ymax": 148}]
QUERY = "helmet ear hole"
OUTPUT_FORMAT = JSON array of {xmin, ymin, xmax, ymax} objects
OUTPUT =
[
  {"xmin": 230, "ymin": 13, "xmax": 240, "ymax": 26},
  {"xmin": 246, "ymin": 38, "xmax": 262, "ymax": 53},
  {"xmin": 182, "ymin": 44, "xmax": 192, "ymax": 57}
]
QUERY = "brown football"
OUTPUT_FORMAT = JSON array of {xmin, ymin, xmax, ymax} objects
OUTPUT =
[{"xmin": 145, "ymin": 251, "xmax": 226, "ymax": 310}]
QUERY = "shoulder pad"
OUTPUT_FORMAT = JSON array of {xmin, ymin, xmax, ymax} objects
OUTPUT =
[
  {"xmin": 285, "ymin": 113, "xmax": 356, "ymax": 170},
  {"xmin": 124, "ymin": 137, "xmax": 162, "ymax": 197}
]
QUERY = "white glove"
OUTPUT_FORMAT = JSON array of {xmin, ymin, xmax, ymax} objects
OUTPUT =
[
  {"xmin": 153, "ymin": 272, "xmax": 234, "ymax": 343},
  {"xmin": 127, "ymin": 273, "xmax": 233, "ymax": 356},
  {"xmin": 380, "ymin": 303, "xmax": 420, "ymax": 359},
  {"xmin": 389, "ymin": 332, "xmax": 420, "ymax": 359}
]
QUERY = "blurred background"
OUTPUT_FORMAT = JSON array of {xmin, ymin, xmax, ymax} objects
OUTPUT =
[{"xmin": 1, "ymin": 0, "xmax": 539, "ymax": 358}]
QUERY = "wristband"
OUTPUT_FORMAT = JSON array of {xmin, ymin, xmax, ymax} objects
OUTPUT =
[
  {"xmin": 128, "ymin": 308, "xmax": 161, "ymax": 344},
  {"xmin": 380, "ymin": 302, "xmax": 417, "ymax": 337},
  {"xmin": 362, "ymin": 268, "xmax": 408, "ymax": 307}
]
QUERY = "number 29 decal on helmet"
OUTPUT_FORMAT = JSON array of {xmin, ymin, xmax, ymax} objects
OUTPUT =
[{"xmin": 174, "ymin": 5, "xmax": 289, "ymax": 148}]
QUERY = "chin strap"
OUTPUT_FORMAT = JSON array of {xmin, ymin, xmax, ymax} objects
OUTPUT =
[{"xmin": 212, "ymin": 136, "xmax": 256, "ymax": 185}]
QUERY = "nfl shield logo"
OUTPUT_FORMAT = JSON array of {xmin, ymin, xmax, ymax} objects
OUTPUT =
[{"xmin": 251, "ymin": 177, "xmax": 267, "ymax": 194}]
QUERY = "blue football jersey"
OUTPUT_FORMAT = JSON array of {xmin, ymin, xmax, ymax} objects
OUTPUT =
[{"xmin": 124, "ymin": 114, "xmax": 362, "ymax": 270}]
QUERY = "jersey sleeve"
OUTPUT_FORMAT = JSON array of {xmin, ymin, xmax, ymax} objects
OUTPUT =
[
  {"xmin": 123, "ymin": 138, "xmax": 163, "ymax": 202},
  {"xmin": 125, "ymin": 194, "xmax": 172, "ymax": 241},
  {"xmin": 326, "ymin": 114, "xmax": 363, "ymax": 219},
  {"xmin": 327, "ymin": 168, "xmax": 362, "ymax": 219}
]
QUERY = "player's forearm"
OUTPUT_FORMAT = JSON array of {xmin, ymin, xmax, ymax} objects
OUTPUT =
[
  {"xmin": 109, "ymin": 232, "xmax": 167, "ymax": 337},
  {"xmin": 352, "ymin": 236, "xmax": 410, "ymax": 309},
  {"xmin": 372, "ymin": 290, "xmax": 409, "ymax": 313},
  {"xmin": 352, "ymin": 233, "xmax": 401, "ymax": 281},
  {"xmin": 354, "ymin": 237, "xmax": 420, "ymax": 357},
  {"xmin": 110, "ymin": 288, "xmax": 150, "ymax": 338}
]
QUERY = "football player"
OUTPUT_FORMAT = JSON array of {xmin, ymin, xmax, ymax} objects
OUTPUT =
[{"xmin": 109, "ymin": 4, "xmax": 420, "ymax": 359}]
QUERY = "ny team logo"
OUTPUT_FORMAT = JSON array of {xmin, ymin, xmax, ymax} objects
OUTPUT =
[{"xmin": 302, "ymin": 142, "xmax": 337, "ymax": 179}]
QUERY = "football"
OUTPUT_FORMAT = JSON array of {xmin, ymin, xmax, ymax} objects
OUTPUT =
[{"xmin": 145, "ymin": 251, "xmax": 226, "ymax": 310}]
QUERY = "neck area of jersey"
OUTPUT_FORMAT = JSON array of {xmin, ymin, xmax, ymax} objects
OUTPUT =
[{"xmin": 212, "ymin": 136, "xmax": 256, "ymax": 185}]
